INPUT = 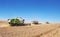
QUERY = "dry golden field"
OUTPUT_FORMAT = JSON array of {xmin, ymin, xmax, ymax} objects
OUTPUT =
[
  {"xmin": 0, "ymin": 21, "xmax": 60, "ymax": 37},
  {"xmin": 0, "ymin": 20, "xmax": 10, "ymax": 27}
]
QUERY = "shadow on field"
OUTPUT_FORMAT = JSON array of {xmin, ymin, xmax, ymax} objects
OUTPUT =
[{"xmin": 10, "ymin": 24, "xmax": 25, "ymax": 26}]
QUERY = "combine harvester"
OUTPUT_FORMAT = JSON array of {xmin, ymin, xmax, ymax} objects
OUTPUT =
[{"xmin": 8, "ymin": 17, "xmax": 25, "ymax": 26}]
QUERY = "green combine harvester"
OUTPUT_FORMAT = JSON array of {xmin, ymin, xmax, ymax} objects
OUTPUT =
[{"xmin": 8, "ymin": 17, "xmax": 25, "ymax": 26}]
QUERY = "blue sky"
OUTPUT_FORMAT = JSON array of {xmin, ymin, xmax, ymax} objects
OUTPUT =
[{"xmin": 0, "ymin": 0, "xmax": 60, "ymax": 23}]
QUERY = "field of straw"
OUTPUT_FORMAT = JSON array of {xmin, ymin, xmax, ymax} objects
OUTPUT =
[
  {"xmin": 0, "ymin": 24, "xmax": 60, "ymax": 37},
  {"xmin": 0, "ymin": 21, "xmax": 60, "ymax": 37}
]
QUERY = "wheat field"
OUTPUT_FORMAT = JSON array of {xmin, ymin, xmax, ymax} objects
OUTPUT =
[{"xmin": 0, "ymin": 23, "xmax": 60, "ymax": 37}]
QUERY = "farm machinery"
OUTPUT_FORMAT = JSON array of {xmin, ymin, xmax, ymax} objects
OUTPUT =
[{"xmin": 8, "ymin": 17, "xmax": 25, "ymax": 26}]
